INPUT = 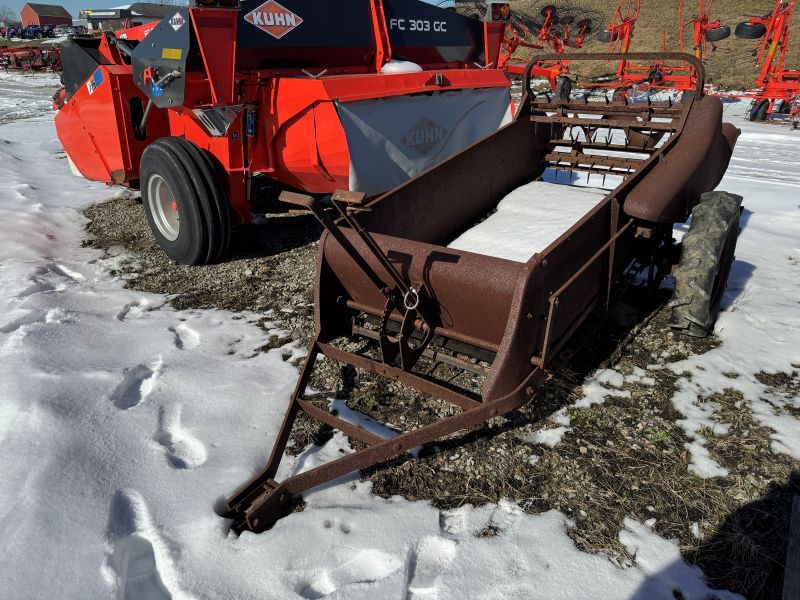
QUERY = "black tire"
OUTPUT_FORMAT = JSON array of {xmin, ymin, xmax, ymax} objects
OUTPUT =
[
  {"xmin": 35, "ymin": 32, "xmax": 42, "ymax": 39},
  {"xmin": 705, "ymin": 25, "xmax": 731, "ymax": 42},
  {"xmin": 140, "ymin": 137, "xmax": 230, "ymax": 265},
  {"xmin": 735, "ymin": 22, "xmax": 767, "ymax": 39},
  {"xmin": 541, "ymin": 5, "xmax": 557, "ymax": 18},
  {"xmin": 669, "ymin": 191, "xmax": 743, "ymax": 338},
  {"xmin": 171, "ymin": 137, "xmax": 231, "ymax": 261},
  {"xmin": 554, "ymin": 75, "xmax": 572, "ymax": 100},
  {"xmin": 749, "ymin": 99, "xmax": 769, "ymax": 121},
  {"xmin": 596, "ymin": 29, "xmax": 618, "ymax": 43}
]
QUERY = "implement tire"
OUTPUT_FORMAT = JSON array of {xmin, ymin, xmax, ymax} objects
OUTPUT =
[
  {"xmin": 669, "ymin": 192, "xmax": 743, "ymax": 338},
  {"xmin": 705, "ymin": 25, "xmax": 731, "ymax": 42},
  {"xmin": 749, "ymin": 99, "xmax": 769, "ymax": 121},
  {"xmin": 735, "ymin": 22, "xmax": 767, "ymax": 39},
  {"xmin": 596, "ymin": 29, "xmax": 618, "ymax": 43},
  {"xmin": 140, "ymin": 137, "xmax": 230, "ymax": 265},
  {"xmin": 541, "ymin": 5, "xmax": 557, "ymax": 18},
  {"xmin": 554, "ymin": 75, "xmax": 572, "ymax": 100}
]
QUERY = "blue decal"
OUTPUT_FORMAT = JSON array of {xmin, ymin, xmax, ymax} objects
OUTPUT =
[{"xmin": 86, "ymin": 68, "xmax": 104, "ymax": 95}]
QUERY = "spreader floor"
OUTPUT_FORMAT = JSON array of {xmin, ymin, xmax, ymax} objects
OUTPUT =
[{"xmin": 448, "ymin": 179, "xmax": 608, "ymax": 263}]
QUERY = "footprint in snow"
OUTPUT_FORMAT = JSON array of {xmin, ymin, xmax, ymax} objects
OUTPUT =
[
  {"xmin": 47, "ymin": 262, "xmax": 85, "ymax": 282},
  {"xmin": 117, "ymin": 300, "xmax": 149, "ymax": 322},
  {"xmin": 111, "ymin": 359, "xmax": 163, "ymax": 410},
  {"xmin": 406, "ymin": 536, "xmax": 458, "ymax": 600},
  {"xmin": 297, "ymin": 549, "xmax": 402, "ymax": 599},
  {"xmin": 156, "ymin": 404, "xmax": 207, "ymax": 469},
  {"xmin": 105, "ymin": 489, "xmax": 184, "ymax": 600},
  {"xmin": 438, "ymin": 508, "xmax": 468, "ymax": 537},
  {"xmin": 16, "ymin": 277, "xmax": 57, "ymax": 299},
  {"xmin": 484, "ymin": 501, "xmax": 522, "ymax": 535},
  {"xmin": 168, "ymin": 324, "xmax": 200, "ymax": 350},
  {"xmin": 0, "ymin": 308, "xmax": 67, "ymax": 334}
]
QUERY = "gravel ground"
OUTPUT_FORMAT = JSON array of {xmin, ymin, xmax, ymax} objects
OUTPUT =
[
  {"xmin": 85, "ymin": 186, "xmax": 320, "ymax": 348},
  {"xmin": 85, "ymin": 191, "xmax": 798, "ymax": 599}
]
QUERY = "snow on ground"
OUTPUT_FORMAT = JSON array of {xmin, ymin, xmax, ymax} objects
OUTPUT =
[
  {"xmin": 0, "ymin": 71, "xmax": 59, "ymax": 124},
  {"xmin": 2, "ymin": 74, "xmax": 795, "ymax": 599},
  {"xmin": 448, "ymin": 181, "xmax": 606, "ymax": 262},
  {"xmin": 665, "ymin": 100, "xmax": 800, "ymax": 477}
]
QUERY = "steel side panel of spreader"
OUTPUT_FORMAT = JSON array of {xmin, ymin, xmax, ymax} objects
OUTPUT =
[{"xmin": 55, "ymin": 65, "xmax": 165, "ymax": 185}]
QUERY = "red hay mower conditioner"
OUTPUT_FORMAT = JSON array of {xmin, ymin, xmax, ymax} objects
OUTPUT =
[{"xmin": 54, "ymin": 0, "xmax": 516, "ymax": 265}]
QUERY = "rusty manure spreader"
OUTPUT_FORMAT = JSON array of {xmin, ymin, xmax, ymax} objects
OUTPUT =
[
  {"xmin": 226, "ymin": 53, "xmax": 743, "ymax": 533},
  {"xmin": 53, "ymin": 0, "xmax": 515, "ymax": 265}
]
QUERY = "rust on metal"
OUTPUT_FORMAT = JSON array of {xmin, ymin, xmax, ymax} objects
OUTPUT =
[{"xmin": 226, "ymin": 52, "xmax": 740, "ymax": 534}]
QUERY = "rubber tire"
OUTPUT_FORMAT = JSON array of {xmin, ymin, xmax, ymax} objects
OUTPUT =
[
  {"xmin": 541, "ymin": 5, "xmax": 557, "ymax": 18},
  {"xmin": 596, "ymin": 29, "xmax": 618, "ymax": 43},
  {"xmin": 554, "ymin": 75, "xmax": 572, "ymax": 101},
  {"xmin": 669, "ymin": 191, "xmax": 743, "ymax": 338},
  {"xmin": 171, "ymin": 136, "xmax": 231, "ymax": 261},
  {"xmin": 735, "ymin": 22, "xmax": 767, "ymax": 39},
  {"xmin": 705, "ymin": 25, "xmax": 731, "ymax": 42},
  {"xmin": 749, "ymin": 99, "xmax": 769, "ymax": 121},
  {"xmin": 140, "ymin": 137, "xmax": 230, "ymax": 265},
  {"xmin": 36, "ymin": 32, "xmax": 42, "ymax": 39}
]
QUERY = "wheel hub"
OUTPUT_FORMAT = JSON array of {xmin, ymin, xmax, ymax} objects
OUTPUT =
[{"xmin": 147, "ymin": 174, "xmax": 180, "ymax": 242}]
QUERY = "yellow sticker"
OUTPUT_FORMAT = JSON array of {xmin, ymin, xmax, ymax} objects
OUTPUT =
[{"xmin": 161, "ymin": 48, "xmax": 182, "ymax": 60}]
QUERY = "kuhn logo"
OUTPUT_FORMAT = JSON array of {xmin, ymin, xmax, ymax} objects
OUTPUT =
[
  {"xmin": 401, "ymin": 118, "xmax": 449, "ymax": 155},
  {"xmin": 169, "ymin": 12, "xmax": 185, "ymax": 32},
  {"xmin": 244, "ymin": 0, "xmax": 303, "ymax": 39}
]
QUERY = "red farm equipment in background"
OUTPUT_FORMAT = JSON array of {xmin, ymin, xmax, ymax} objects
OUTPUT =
[
  {"xmin": 595, "ymin": 0, "xmax": 729, "ymax": 96},
  {"xmin": 54, "ymin": 0, "xmax": 515, "ymax": 265},
  {"xmin": 496, "ymin": 3, "xmax": 593, "ymax": 96},
  {"xmin": 0, "ymin": 45, "xmax": 61, "ymax": 72},
  {"xmin": 734, "ymin": 0, "xmax": 800, "ymax": 121}
]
